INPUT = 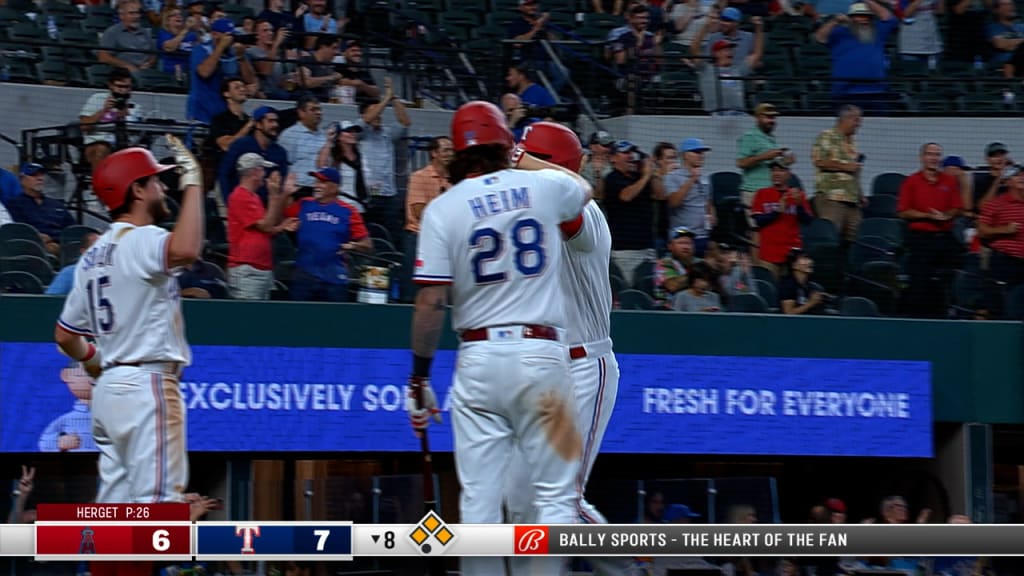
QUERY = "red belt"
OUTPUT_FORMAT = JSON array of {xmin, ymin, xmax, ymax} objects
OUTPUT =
[
  {"xmin": 460, "ymin": 324, "xmax": 559, "ymax": 343},
  {"xmin": 569, "ymin": 346, "xmax": 587, "ymax": 360}
]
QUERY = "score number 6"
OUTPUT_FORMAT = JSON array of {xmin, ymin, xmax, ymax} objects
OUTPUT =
[{"xmin": 152, "ymin": 529, "xmax": 171, "ymax": 552}]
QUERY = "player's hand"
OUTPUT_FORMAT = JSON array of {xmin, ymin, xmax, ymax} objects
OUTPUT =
[
  {"xmin": 58, "ymin": 433, "xmax": 81, "ymax": 452},
  {"xmin": 166, "ymin": 134, "xmax": 202, "ymax": 191},
  {"xmin": 405, "ymin": 376, "xmax": 442, "ymax": 435}
]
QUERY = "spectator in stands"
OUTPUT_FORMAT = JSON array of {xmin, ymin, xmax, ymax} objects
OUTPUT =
[
  {"xmin": 718, "ymin": 244, "xmax": 757, "ymax": 301},
  {"xmin": 946, "ymin": 0, "xmax": 991, "ymax": 63},
  {"xmin": 258, "ymin": 0, "xmax": 300, "ymax": 32},
  {"xmin": 825, "ymin": 498, "xmax": 847, "ymax": 523},
  {"xmin": 673, "ymin": 260, "xmax": 722, "ymax": 311},
  {"xmin": 189, "ymin": 18, "xmax": 256, "ymax": 124},
  {"xmin": 942, "ymin": 155, "xmax": 974, "ymax": 212},
  {"xmin": 654, "ymin": 226, "xmax": 699, "ymax": 307},
  {"xmin": 698, "ymin": 7, "xmax": 755, "ymax": 64},
  {"xmin": 46, "ymin": 231, "xmax": 99, "ymax": 295},
  {"xmin": 158, "ymin": 5, "xmax": 201, "ymax": 77},
  {"xmin": 336, "ymin": 40, "xmax": 381, "ymax": 103},
  {"xmin": 973, "ymin": 142, "xmax": 1011, "ymax": 212},
  {"xmin": 358, "ymin": 79, "xmax": 412, "ymax": 242},
  {"xmin": 284, "ymin": 167, "xmax": 372, "ymax": 302},
  {"xmin": 203, "ymin": 77, "xmax": 253, "ymax": 196},
  {"xmin": 300, "ymin": 0, "xmax": 339, "ymax": 48},
  {"xmin": 506, "ymin": 64, "xmax": 558, "ymax": 107},
  {"xmin": 0, "ymin": 165, "xmax": 21, "ymax": 204},
  {"xmin": 979, "ymin": 164, "xmax": 1024, "ymax": 310},
  {"xmin": 7, "ymin": 163, "xmax": 74, "ymax": 255},
  {"xmin": 812, "ymin": 104, "xmax": 864, "ymax": 244},
  {"xmin": 815, "ymin": 1, "xmax": 897, "ymax": 113},
  {"xmin": 752, "ymin": 159, "xmax": 813, "ymax": 275},
  {"xmin": 593, "ymin": 0, "xmax": 625, "ymax": 13},
  {"xmin": 228, "ymin": 154, "xmax": 299, "ymax": 300},
  {"xmin": 299, "ymin": 35, "xmax": 345, "ymax": 102},
  {"xmin": 668, "ymin": 0, "xmax": 715, "ymax": 50},
  {"xmin": 78, "ymin": 67, "xmax": 136, "ymax": 169},
  {"xmin": 737, "ymin": 103, "xmax": 796, "ymax": 210},
  {"xmin": 219, "ymin": 106, "xmax": 289, "ymax": 203},
  {"xmin": 605, "ymin": 140, "xmax": 659, "ymax": 286},
  {"xmin": 501, "ymin": 93, "xmax": 541, "ymax": 142},
  {"xmin": 664, "ymin": 138, "xmax": 714, "ymax": 256},
  {"xmin": 403, "ymin": 136, "xmax": 453, "ymax": 301},
  {"xmin": 987, "ymin": 0, "xmax": 1024, "ymax": 65},
  {"xmin": 249, "ymin": 18, "xmax": 294, "ymax": 100},
  {"xmin": 693, "ymin": 18, "xmax": 764, "ymax": 114},
  {"xmin": 99, "ymin": 0, "xmax": 157, "ymax": 73},
  {"xmin": 318, "ymin": 121, "xmax": 369, "ymax": 213},
  {"xmin": 8, "ymin": 465, "xmax": 35, "ymax": 524},
  {"xmin": 612, "ymin": 4, "xmax": 662, "ymax": 79},
  {"xmin": 278, "ymin": 95, "xmax": 327, "ymax": 198},
  {"xmin": 898, "ymin": 0, "xmax": 943, "ymax": 70},
  {"xmin": 507, "ymin": 0, "xmax": 567, "ymax": 93},
  {"xmin": 898, "ymin": 142, "xmax": 964, "ymax": 317},
  {"xmin": 779, "ymin": 248, "xmax": 827, "ymax": 314},
  {"xmin": 581, "ymin": 131, "xmax": 615, "ymax": 201},
  {"xmin": 644, "ymin": 490, "xmax": 666, "ymax": 523}
]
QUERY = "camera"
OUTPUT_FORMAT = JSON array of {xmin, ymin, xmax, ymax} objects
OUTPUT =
[
  {"xmin": 234, "ymin": 33, "xmax": 257, "ymax": 45},
  {"xmin": 1003, "ymin": 164, "xmax": 1021, "ymax": 179},
  {"xmin": 112, "ymin": 94, "xmax": 130, "ymax": 110}
]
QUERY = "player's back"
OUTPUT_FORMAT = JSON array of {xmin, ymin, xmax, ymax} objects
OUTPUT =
[
  {"xmin": 70, "ymin": 222, "xmax": 190, "ymax": 366},
  {"xmin": 418, "ymin": 168, "xmax": 587, "ymax": 332},
  {"xmin": 561, "ymin": 200, "xmax": 613, "ymax": 346}
]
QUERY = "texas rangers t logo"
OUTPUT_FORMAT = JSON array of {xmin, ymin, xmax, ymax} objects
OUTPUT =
[
  {"xmin": 514, "ymin": 526, "xmax": 549, "ymax": 554},
  {"xmin": 235, "ymin": 524, "xmax": 261, "ymax": 554}
]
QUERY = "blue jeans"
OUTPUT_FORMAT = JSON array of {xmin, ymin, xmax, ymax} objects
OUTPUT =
[{"xmin": 289, "ymin": 269, "xmax": 349, "ymax": 302}]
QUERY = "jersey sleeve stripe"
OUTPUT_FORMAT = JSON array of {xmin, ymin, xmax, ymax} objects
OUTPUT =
[
  {"xmin": 57, "ymin": 318, "xmax": 94, "ymax": 337},
  {"xmin": 414, "ymin": 275, "xmax": 453, "ymax": 285}
]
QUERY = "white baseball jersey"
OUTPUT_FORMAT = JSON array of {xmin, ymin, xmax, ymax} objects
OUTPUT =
[
  {"xmin": 414, "ymin": 168, "xmax": 588, "ymax": 332},
  {"xmin": 58, "ymin": 222, "xmax": 191, "ymax": 366},
  {"xmin": 561, "ymin": 200, "xmax": 613, "ymax": 346}
]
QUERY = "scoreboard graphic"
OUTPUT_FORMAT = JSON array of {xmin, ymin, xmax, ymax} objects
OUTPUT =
[{"xmin": 2, "ymin": 504, "xmax": 1024, "ymax": 560}]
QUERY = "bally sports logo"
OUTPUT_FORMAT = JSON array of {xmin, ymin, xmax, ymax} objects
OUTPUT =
[{"xmin": 514, "ymin": 526, "xmax": 549, "ymax": 554}]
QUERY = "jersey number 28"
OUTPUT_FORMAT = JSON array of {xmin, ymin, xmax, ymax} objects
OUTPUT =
[
  {"xmin": 470, "ymin": 218, "xmax": 546, "ymax": 284},
  {"xmin": 85, "ymin": 275, "xmax": 115, "ymax": 334}
]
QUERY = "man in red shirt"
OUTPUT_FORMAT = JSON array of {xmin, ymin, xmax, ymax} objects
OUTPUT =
[
  {"xmin": 979, "ymin": 167, "xmax": 1024, "ymax": 316},
  {"xmin": 897, "ymin": 142, "xmax": 964, "ymax": 317},
  {"xmin": 227, "ymin": 153, "xmax": 298, "ymax": 299},
  {"xmin": 751, "ymin": 159, "xmax": 813, "ymax": 276}
]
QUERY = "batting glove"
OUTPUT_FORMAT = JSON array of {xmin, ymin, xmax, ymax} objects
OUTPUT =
[
  {"xmin": 406, "ymin": 376, "xmax": 442, "ymax": 434},
  {"xmin": 166, "ymin": 133, "xmax": 203, "ymax": 191}
]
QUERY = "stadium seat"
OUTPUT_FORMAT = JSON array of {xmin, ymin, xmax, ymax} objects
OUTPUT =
[
  {"xmin": 0, "ymin": 222, "xmax": 44, "ymax": 245},
  {"xmin": 631, "ymin": 259, "xmax": 655, "ymax": 290},
  {"xmin": 85, "ymin": 64, "xmax": 112, "ymax": 88},
  {"xmin": 610, "ymin": 273, "xmax": 626, "ymax": 298},
  {"xmin": 59, "ymin": 225, "xmax": 99, "ymax": 268},
  {"xmin": 727, "ymin": 292, "xmax": 769, "ymax": 313},
  {"xmin": 372, "ymin": 237, "xmax": 397, "ymax": 254},
  {"xmin": 801, "ymin": 218, "xmax": 840, "ymax": 248},
  {"xmin": 6, "ymin": 21, "xmax": 44, "ymax": 41},
  {"xmin": 618, "ymin": 289, "xmax": 657, "ymax": 310},
  {"xmin": 863, "ymin": 194, "xmax": 898, "ymax": 219},
  {"xmin": 135, "ymin": 69, "xmax": 181, "ymax": 91},
  {"xmin": 36, "ymin": 60, "xmax": 69, "ymax": 85},
  {"xmin": 367, "ymin": 222, "xmax": 392, "ymax": 244},
  {"xmin": 848, "ymin": 235, "xmax": 900, "ymax": 273},
  {"xmin": 0, "ymin": 238, "xmax": 50, "ymax": 260},
  {"xmin": 711, "ymin": 172, "xmax": 742, "ymax": 204},
  {"xmin": 0, "ymin": 270, "xmax": 44, "ymax": 294},
  {"xmin": 751, "ymin": 265, "xmax": 776, "ymax": 284},
  {"xmin": 839, "ymin": 296, "xmax": 881, "ymax": 317},
  {"xmin": 754, "ymin": 278, "xmax": 778, "ymax": 310},
  {"xmin": 0, "ymin": 255, "xmax": 54, "ymax": 285},
  {"xmin": 1004, "ymin": 284, "xmax": 1024, "ymax": 320},
  {"xmin": 805, "ymin": 243, "xmax": 843, "ymax": 295},
  {"xmin": 846, "ymin": 260, "xmax": 900, "ymax": 315},
  {"xmin": 0, "ymin": 7, "xmax": 30, "ymax": 25},
  {"xmin": 857, "ymin": 217, "xmax": 905, "ymax": 245},
  {"xmin": 871, "ymin": 173, "xmax": 906, "ymax": 197}
]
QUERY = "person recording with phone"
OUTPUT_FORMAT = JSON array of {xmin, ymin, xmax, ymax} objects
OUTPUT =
[
  {"xmin": 779, "ymin": 249, "xmax": 829, "ymax": 315},
  {"xmin": 78, "ymin": 67, "xmax": 141, "ymax": 168}
]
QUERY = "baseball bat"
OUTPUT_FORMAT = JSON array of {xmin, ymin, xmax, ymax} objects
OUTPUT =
[{"xmin": 414, "ymin": 387, "xmax": 447, "ymax": 576}]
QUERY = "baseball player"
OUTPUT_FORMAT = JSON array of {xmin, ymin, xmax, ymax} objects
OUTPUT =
[
  {"xmin": 405, "ymin": 102, "xmax": 592, "ymax": 576},
  {"xmin": 54, "ymin": 134, "xmax": 202, "ymax": 508},
  {"xmin": 504, "ymin": 123, "xmax": 623, "ymax": 576}
]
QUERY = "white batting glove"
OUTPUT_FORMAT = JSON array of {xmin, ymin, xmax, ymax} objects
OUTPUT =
[
  {"xmin": 166, "ymin": 133, "xmax": 202, "ymax": 191},
  {"xmin": 405, "ymin": 376, "xmax": 442, "ymax": 434}
]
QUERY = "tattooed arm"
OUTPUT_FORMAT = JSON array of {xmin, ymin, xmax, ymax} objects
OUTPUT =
[{"xmin": 411, "ymin": 285, "xmax": 449, "ymax": 376}]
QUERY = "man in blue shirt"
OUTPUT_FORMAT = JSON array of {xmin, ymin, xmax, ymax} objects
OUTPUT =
[
  {"xmin": 505, "ymin": 64, "xmax": 557, "ymax": 107},
  {"xmin": 46, "ymin": 231, "xmax": 99, "ymax": 295},
  {"xmin": 6, "ymin": 163, "xmax": 75, "ymax": 251},
  {"xmin": 815, "ymin": 0, "xmax": 897, "ymax": 113},
  {"xmin": 219, "ymin": 106, "xmax": 290, "ymax": 203},
  {"xmin": 189, "ymin": 18, "xmax": 255, "ymax": 124},
  {"xmin": 284, "ymin": 167, "xmax": 372, "ymax": 302},
  {"xmin": 0, "ymin": 165, "xmax": 22, "ymax": 204}
]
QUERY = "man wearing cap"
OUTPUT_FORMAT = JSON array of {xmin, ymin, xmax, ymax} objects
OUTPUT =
[
  {"xmin": 219, "ymin": 106, "xmax": 289, "ymax": 203},
  {"xmin": 699, "ymin": 7, "xmax": 756, "ymax": 63},
  {"xmin": 897, "ymin": 142, "xmax": 964, "ymax": 317},
  {"xmin": 581, "ymin": 131, "xmax": 614, "ymax": 200},
  {"xmin": 189, "ymin": 17, "xmax": 256, "ymax": 124},
  {"xmin": 692, "ymin": 12, "xmax": 764, "ymax": 114},
  {"xmin": 751, "ymin": 158, "xmax": 813, "ymax": 275},
  {"xmin": 227, "ymin": 153, "xmax": 298, "ymax": 300},
  {"xmin": 6, "ymin": 163, "xmax": 75, "ymax": 254},
  {"xmin": 814, "ymin": 0, "xmax": 897, "ymax": 112},
  {"xmin": 979, "ymin": 163, "xmax": 1024, "ymax": 316},
  {"xmin": 737, "ymin": 103, "xmax": 796, "ymax": 208},
  {"xmin": 653, "ymin": 226, "xmax": 698, "ymax": 307},
  {"xmin": 973, "ymin": 142, "xmax": 1011, "ymax": 212},
  {"xmin": 278, "ymin": 95, "xmax": 327, "ymax": 198},
  {"xmin": 98, "ymin": 0, "xmax": 156, "ymax": 72},
  {"xmin": 664, "ymin": 138, "xmax": 715, "ymax": 256},
  {"xmin": 284, "ymin": 167, "xmax": 372, "ymax": 302},
  {"xmin": 604, "ymin": 140, "xmax": 658, "ymax": 286},
  {"xmin": 77, "ymin": 67, "xmax": 138, "ymax": 169}
]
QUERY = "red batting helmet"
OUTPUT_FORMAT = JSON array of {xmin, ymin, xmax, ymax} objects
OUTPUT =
[
  {"xmin": 518, "ymin": 122, "xmax": 584, "ymax": 172},
  {"xmin": 92, "ymin": 148, "xmax": 176, "ymax": 211},
  {"xmin": 450, "ymin": 101, "xmax": 513, "ymax": 152}
]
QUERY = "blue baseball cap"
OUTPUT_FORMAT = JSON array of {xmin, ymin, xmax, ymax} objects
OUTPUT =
[
  {"xmin": 721, "ymin": 7, "xmax": 742, "ymax": 21},
  {"xmin": 664, "ymin": 504, "xmax": 701, "ymax": 522},
  {"xmin": 680, "ymin": 137, "xmax": 711, "ymax": 153},
  {"xmin": 310, "ymin": 167, "xmax": 341, "ymax": 184},
  {"xmin": 942, "ymin": 155, "xmax": 971, "ymax": 169},
  {"xmin": 252, "ymin": 105, "xmax": 277, "ymax": 121},
  {"xmin": 20, "ymin": 162, "xmax": 44, "ymax": 176},
  {"xmin": 615, "ymin": 140, "xmax": 638, "ymax": 154},
  {"xmin": 211, "ymin": 17, "xmax": 235, "ymax": 34}
]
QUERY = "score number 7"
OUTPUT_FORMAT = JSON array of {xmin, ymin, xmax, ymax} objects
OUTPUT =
[{"xmin": 314, "ymin": 529, "xmax": 330, "ymax": 551}]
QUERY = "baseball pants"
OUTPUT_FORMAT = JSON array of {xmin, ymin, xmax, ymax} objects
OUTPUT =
[
  {"xmin": 92, "ymin": 363, "xmax": 188, "ymax": 504},
  {"xmin": 451, "ymin": 331, "xmax": 582, "ymax": 576},
  {"xmin": 505, "ymin": 339, "xmax": 623, "ymax": 576}
]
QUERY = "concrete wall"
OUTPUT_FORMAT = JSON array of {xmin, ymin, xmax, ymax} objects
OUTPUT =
[{"xmin": 2, "ymin": 82, "xmax": 1022, "ymax": 192}]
